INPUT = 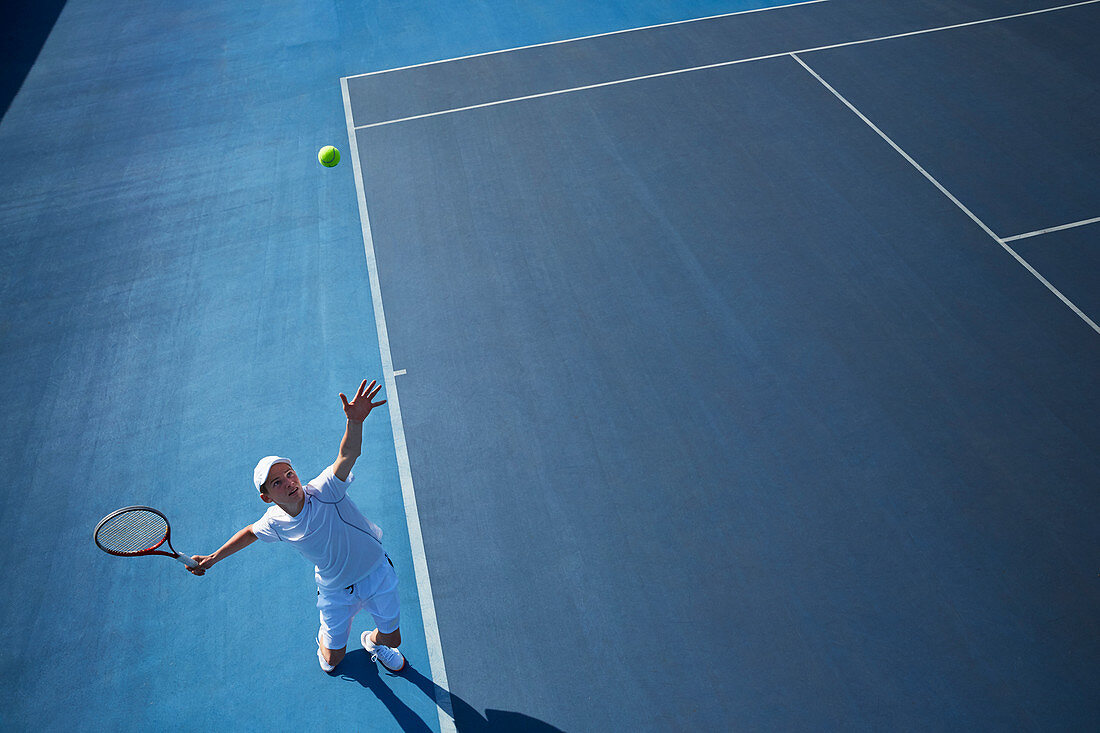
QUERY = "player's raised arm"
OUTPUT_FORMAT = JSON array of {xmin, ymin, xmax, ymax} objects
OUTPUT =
[{"xmin": 331, "ymin": 379, "xmax": 386, "ymax": 482}]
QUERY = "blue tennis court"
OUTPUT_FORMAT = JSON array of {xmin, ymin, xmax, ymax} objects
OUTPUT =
[{"xmin": 2, "ymin": 1, "xmax": 1098, "ymax": 730}]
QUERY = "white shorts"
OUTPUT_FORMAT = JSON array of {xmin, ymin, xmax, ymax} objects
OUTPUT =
[{"xmin": 316, "ymin": 557, "xmax": 400, "ymax": 650}]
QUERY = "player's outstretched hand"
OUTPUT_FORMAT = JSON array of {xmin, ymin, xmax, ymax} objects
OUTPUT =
[
  {"xmin": 188, "ymin": 555, "xmax": 214, "ymax": 576},
  {"xmin": 340, "ymin": 379, "xmax": 386, "ymax": 423}
]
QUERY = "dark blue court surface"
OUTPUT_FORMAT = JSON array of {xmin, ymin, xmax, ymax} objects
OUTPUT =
[
  {"xmin": 347, "ymin": 1, "xmax": 1099, "ymax": 730},
  {"xmin": 2, "ymin": 1, "xmax": 1099, "ymax": 731}
]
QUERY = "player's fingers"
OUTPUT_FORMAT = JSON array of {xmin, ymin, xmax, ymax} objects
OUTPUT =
[
  {"xmin": 340, "ymin": 393, "xmax": 350, "ymax": 408},
  {"xmin": 357, "ymin": 379, "xmax": 369, "ymax": 398},
  {"xmin": 368, "ymin": 381, "xmax": 381, "ymax": 398}
]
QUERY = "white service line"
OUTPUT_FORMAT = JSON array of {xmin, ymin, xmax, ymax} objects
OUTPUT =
[
  {"xmin": 789, "ymin": 52, "xmax": 1100, "ymax": 336},
  {"xmin": 342, "ymin": 0, "xmax": 828, "ymax": 80},
  {"xmin": 341, "ymin": 78, "xmax": 457, "ymax": 733},
  {"xmin": 352, "ymin": 0, "xmax": 1100, "ymax": 130},
  {"xmin": 1003, "ymin": 216, "xmax": 1100, "ymax": 242}
]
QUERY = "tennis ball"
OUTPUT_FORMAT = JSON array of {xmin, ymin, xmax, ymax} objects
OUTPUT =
[{"xmin": 318, "ymin": 145, "xmax": 340, "ymax": 167}]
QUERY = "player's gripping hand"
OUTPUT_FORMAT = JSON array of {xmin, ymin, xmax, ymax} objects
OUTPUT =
[{"xmin": 187, "ymin": 555, "xmax": 214, "ymax": 576}]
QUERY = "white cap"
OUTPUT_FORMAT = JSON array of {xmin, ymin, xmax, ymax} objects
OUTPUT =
[{"xmin": 254, "ymin": 456, "xmax": 292, "ymax": 493}]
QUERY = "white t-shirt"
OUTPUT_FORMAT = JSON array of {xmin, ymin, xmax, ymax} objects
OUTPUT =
[{"xmin": 251, "ymin": 467, "xmax": 386, "ymax": 591}]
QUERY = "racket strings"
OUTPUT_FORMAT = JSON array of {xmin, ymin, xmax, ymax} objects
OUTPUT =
[{"xmin": 96, "ymin": 511, "xmax": 169, "ymax": 553}]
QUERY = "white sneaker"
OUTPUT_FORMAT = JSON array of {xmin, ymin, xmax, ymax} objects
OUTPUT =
[{"xmin": 361, "ymin": 630, "xmax": 406, "ymax": 672}]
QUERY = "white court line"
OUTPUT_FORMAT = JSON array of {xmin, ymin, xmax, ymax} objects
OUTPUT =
[
  {"xmin": 342, "ymin": 0, "xmax": 828, "ymax": 81},
  {"xmin": 341, "ymin": 78, "xmax": 457, "ymax": 733},
  {"xmin": 352, "ymin": 0, "xmax": 1100, "ymax": 130},
  {"xmin": 1003, "ymin": 216, "xmax": 1100, "ymax": 242},
  {"xmin": 790, "ymin": 53, "xmax": 1100, "ymax": 336}
]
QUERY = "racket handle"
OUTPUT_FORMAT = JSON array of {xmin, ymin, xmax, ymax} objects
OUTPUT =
[{"xmin": 175, "ymin": 553, "xmax": 199, "ymax": 569}]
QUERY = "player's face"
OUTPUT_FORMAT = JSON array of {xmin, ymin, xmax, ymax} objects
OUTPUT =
[{"xmin": 263, "ymin": 463, "xmax": 302, "ymax": 506}]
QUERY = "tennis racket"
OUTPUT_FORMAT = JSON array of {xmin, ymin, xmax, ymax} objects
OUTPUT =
[{"xmin": 94, "ymin": 505, "xmax": 198, "ymax": 569}]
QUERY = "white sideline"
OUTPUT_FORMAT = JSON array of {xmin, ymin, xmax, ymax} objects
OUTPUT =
[{"xmin": 341, "ymin": 78, "xmax": 457, "ymax": 733}]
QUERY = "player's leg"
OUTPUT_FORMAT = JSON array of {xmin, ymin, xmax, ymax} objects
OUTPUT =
[
  {"xmin": 368, "ymin": 627, "xmax": 401, "ymax": 647},
  {"xmin": 316, "ymin": 586, "xmax": 357, "ymax": 673},
  {"xmin": 318, "ymin": 635, "xmax": 346, "ymax": 668},
  {"xmin": 360, "ymin": 558, "xmax": 404, "ymax": 671}
]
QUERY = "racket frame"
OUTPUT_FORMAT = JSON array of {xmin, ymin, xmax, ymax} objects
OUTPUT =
[{"xmin": 94, "ymin": 505, "xmax": 198, "ymax": 568}]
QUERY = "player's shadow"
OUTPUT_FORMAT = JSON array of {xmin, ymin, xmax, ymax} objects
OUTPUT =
[{"xmin": 338, "ymin": 649, "xmax": 565, "ymax": 732}]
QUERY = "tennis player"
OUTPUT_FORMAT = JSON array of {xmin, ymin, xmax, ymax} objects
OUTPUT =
[{"xmin": 187, "ymin": 379, "xmax": 405, "ymax": 674}]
